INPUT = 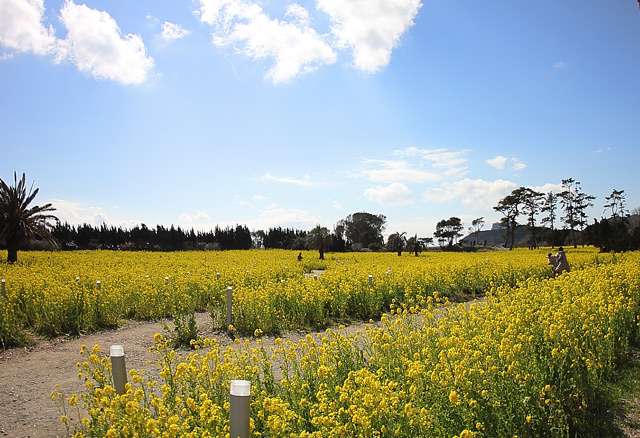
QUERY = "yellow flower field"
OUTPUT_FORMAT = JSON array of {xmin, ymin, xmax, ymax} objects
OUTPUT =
[
  {"xmin": 28, "ymin": 247, "xmax": 638, "ymax": 437},
  {"xmin": 0, "ymin": 247, "xmax": 610, "ymax": 343}
]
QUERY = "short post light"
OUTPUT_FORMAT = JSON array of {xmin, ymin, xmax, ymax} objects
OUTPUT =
[
  {"xmin": 229, "ymin": 379, "xmax": 251, "ymax": 438},
  {"xmin": 110, "ymin": 344, "xmax": 128, "ymax": 395},
  {"xmin": 368, "ymin": 274, "xmax": 373, "ymax": 287},
  {"xmin": 96, "ymin": 280, "xmax": 101, "ymax": 291},
  {"xmin": 1, "ymin": 279, "xmax": 5, "ymax": 299}
]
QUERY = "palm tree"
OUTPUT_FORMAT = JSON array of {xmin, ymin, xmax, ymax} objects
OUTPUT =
[
  {"xmin": 0, "ymin": 172, "xmax": 58, "ymax": 263},
  {"xmin": 305, "ymin": 225, "xmax": 331, "ymax": 260},
  {"xmin": 386, "ymin": 232, "xmax": 406, "ymax": 256}
]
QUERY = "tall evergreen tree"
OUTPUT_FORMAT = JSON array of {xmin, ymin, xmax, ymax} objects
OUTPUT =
[
  {"xmin": 468, "ymin": 217, "xmax": 485, "ymax": 246},
  {"xmin": 521, "ymin": 188, "xmax": 544, "ymax": 249},
  {"xmin": 541, "ymin": 192, "xmax": 557, "ymax": 230},
  {"xmin": 559, "ymin": 178, "xmax": 595, "ymax": 248},
  {"xmin": 434, "ymin": 217, "xmax": 463, "ymax": 247},
  {"xmin": 603, "ymin": 189, "xmax": 627, "ymax": 220},
  {"xmin": 493, "ymin": 189, "xmax": 525, "ymax": 249}
]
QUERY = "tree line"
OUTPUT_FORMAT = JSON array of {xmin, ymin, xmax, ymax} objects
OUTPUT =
[
  {"xmin": 1, "ymin": 172, "xmax": 639, "ymax": 263},
  {"xmin": 431, "ymin": 180, "xmax": 639, "ymax": 252}
]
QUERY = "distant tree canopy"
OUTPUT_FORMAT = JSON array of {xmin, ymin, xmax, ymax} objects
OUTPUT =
[
  {"xmin": 337, "ymin": 212, "xmax": 386, "ymax": 250},
  {"xmin": 306, "ymin": 225, "xmax": 331, "ymax": 259},
  {"xmin": 47, "ymin": 222, "xmax": 255, "ymax": 251},
  {"xmin": 585, "ymin": 217, "xmax": 640, "ymax": 252},
  {"xmin": 491, "ymin": 180, "xmax": 599, "ymax": 250},
  {"xmin": 559, "ymin": 178, "xmax": 595, "ymax": 248},
  {"xmin": 386, "ymin": 232, "xmax": 406, "ymax": 256},
  {"xmin": 493, "ymin": 188, "xmax": 525, "ymax": 250},
  {"xmin": 261, "ymin": 227, "xmax": 307, "ymax": 250},
  {"xmin": 468, "ymin": 217, "xmax": 484, "ymax": 244},
  {"xmin": 434, "ymin": 217, "xmax": 463, "ymax": 247},
  {"xmin": 585, "ymin": 190, "xmax": 640, "ymax": 252}
]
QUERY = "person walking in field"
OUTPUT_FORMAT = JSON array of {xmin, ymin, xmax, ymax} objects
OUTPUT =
[{"xmin": 553, "ymin": 247, "xmax": 570, "ymax": 276}]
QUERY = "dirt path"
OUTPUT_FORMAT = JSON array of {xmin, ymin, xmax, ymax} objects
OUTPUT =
[{"xmin": 0, "ymin": 318, "xmax": 168, "ymax": 438}]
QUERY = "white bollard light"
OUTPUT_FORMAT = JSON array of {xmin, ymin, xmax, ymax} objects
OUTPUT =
[
  {"xmin": 96, "ymin": 280, "xmax": 101, "ymax": 291},
  {"xmin": 110, "ymin": 345, "xmax": 127, "ymax": 395},
  {"xmin": 1, "ymin": 279, "xmax": 5, "ymax": 299},
  {"xmin": 368, "ymin": 274, "xmax": 373, "ymax": 287},
  {"xmin": 230, "ymin": 380, "xmax": 251, "ymax": 438}
]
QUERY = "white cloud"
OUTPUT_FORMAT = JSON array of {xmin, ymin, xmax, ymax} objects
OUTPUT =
[
  {"xmin": 0, "ymin": 0, "xmax": 56, "ymax": 55},
  {"xmin": 421, "ymin": 187, "xmax": 456, "ymax": 203},
  {"xmin": 57, "ymin": 0, "xmax": 154, "ymax": 85},
  {"xmin": 357, "ymin": 148, "xmax": 468, "ymax": 184},
  {"xmin": 161, "ymin": 21, "xmax": 190, "ymax": 41},
  {"xmin": 487, "ymin": 155, "xmax": 508, "ymax": 169},
  {"xmin": 182, "ymin": 203, "xmax": 323, "ymax": 232},
  {"xmin": 511, "ymin": 158, "xmax": 526, "ymax": 171},
  {"xmin": 196, "ymin": 0, "xmax": 336, "ymax": 83},
  {"xmin": 317, "ymin": 0, "xmax": 422, "ymax": 73},
  {"xmin": 396, "ymin": 147, "xmax": 469, "ymax": 177},
  {"xmin": 487, "ymin": 155, "xmax": 526, "ymax": 172},
  {"xmin": 285, "ymin": 4, "xmax": 310, "ymax": 26},
  {"xmin": 554, "ymin": 61, "xmax": 567, "ymax": 69},
  {"xmin": 179, "ymin": 210, "xmax": 210, "ymax": 223},
  {"xmin": 530, "ymin": 183, "xmax": 562, "ymax": 195},
  {"xmin": 360, "ymin": 159, "xmax": 440, "ymax": 183},
  {"xmin": 385, "ymin": 216, "xmax": 439, "ymax": 240},
  {"xmin": 264, "ymin": 172, "xmax": 321, "ymax": 186},
  {"xmin": 245, "ymin": 203, "xmax": 319, "ymax": 230},
  {"xmin": 422, "ymin": 178, "xmax": 517, "ymax": 210},
  {"xmin": 451, "ymin": 179, "xmax": 516, "ymax": 209},
  {"xmin": 50, "ymin": 198, "xmax": 111, "ymax": 227},
  {"xmin": 364, "ymin": 182, "xmax": 413, "ymax": 206}
]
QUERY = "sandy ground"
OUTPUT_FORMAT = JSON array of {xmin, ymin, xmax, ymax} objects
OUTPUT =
[{"xmin": 0, "ymin": 317, "xmax": 179, "ymax": 438}]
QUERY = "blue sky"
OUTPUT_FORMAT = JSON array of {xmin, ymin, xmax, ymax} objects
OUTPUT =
[{"xmin": 1, "ymin": 0, "xmax": 639, "ymax": 239}]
